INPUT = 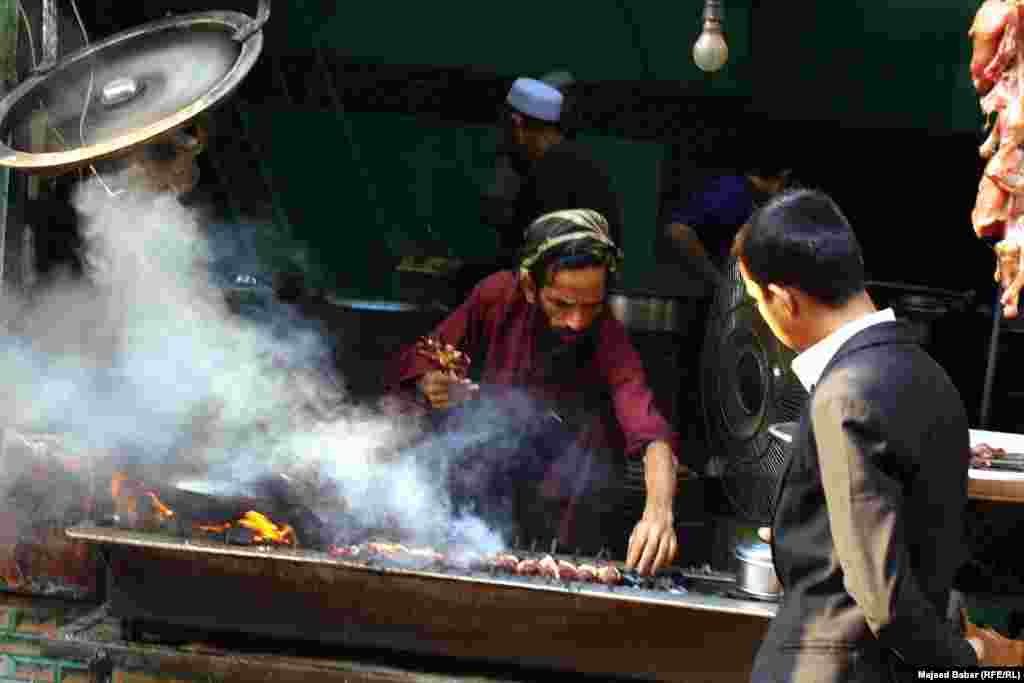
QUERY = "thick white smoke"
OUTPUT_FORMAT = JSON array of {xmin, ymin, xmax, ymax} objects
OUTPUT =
[{"xmin": 0, "ymin": 175, "xmax": 505, "ymax": 557}]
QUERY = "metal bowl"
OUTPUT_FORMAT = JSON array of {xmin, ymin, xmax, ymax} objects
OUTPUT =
[
  {"xmin": 607, "ymin": 292, "xmax": 688, "ymax": 333},
  {"xmin": 733, "ymin": 541, "xmax": 782, "ymax": 600}
]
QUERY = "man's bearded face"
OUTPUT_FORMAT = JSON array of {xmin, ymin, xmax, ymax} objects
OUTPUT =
[{"xmin": 535, "ymin": 266, "xmax": 608, "ymax": 345}]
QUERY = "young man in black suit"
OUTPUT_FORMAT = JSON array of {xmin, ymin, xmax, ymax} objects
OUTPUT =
[{"xmin": 734, "ymin": 189, "xmax": 1010, "ymax": 681}]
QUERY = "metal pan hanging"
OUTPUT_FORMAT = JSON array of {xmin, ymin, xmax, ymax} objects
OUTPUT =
[{"xmin": 0, "ymin": 0, "xmax": 270, "ymax": 176}]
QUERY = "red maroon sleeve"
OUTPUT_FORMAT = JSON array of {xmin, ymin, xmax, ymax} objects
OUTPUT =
[
  {"xmin": 594, "ymin": 317, "xmax": 682, "ymax": 459},
  {"xmin": 384, "ymin": 277, "xmax": 491, "ymax": 393}
]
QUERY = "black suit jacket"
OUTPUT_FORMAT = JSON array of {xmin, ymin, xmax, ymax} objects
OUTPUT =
[{"xmin": 751, "ymin": 321, "xmax": 978, "ymax": 683}]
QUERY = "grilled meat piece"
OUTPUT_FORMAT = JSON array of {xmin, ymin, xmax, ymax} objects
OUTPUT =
[
  {"xmin": 367, "ymin": 542, "xmax": 409, "ymax": 556},
  {"xmin": 491, "ymin": 553, "xmax": 520, "ymax": 571},
  {"xmin": 971, "ymin": 0, "xmax": 1018, "ymax": 94},
  {"xmin": 557, "ymin": 560, "xmax": 580, "ymax": 582},
  {"xmin": 597, "ymin": 565, "xmax": 623, "ymax": 586},
  {"xmin": 538, "ymin": 555, "xmax": 561, "ymax": 579},
  {"xmin": 415, "ymin": 336, "xmax": 471, "ymax": 378},
  {"xmin": 515, "ymin": 558, "xmax": 540, "ymax": 575},
  {"xmin": 971, "ymin": 442, "xmax": 1007, "ymax": 468}
]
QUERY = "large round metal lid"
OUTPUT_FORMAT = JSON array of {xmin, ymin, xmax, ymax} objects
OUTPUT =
[{"xmin": 0, "ymin": 7, "xmax": 266, "ymax": 175}]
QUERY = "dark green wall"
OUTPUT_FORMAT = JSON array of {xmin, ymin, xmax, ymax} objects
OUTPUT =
[
  {"xmin": 268, "ymin": 1, "xmax": 980, "ymax": 132},
  {"xmin": 227, "ymin": 1, "xmax": 987, "ymax": 299},
  {"xmin": 751, "ymin": 2, "xmax": 980, "ymax": 133},
  {"xmin": 238, "ymin": 108, "xmax": 665, "ymax": 298},
  {"xmin": 276, "ymin": 1, "xmax": 753, "ymax": 93}
]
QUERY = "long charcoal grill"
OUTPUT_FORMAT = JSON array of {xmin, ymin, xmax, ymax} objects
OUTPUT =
[{"xmin": 69, "ymin": 524, "xmax": 772, "ymax": 682}]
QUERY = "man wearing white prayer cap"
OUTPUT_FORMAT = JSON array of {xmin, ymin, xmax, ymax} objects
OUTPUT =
[
  {"xmin": 503, "ymin": 77, "xmax": 621, "ymax": 247},
  {"xmin": 473, "ymin": 76, "xmax": 623, "ymax": 290}
]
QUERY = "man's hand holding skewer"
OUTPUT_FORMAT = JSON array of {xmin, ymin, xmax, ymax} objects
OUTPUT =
[
  {"xmin": 417, "ymin": 370, "xmax": 480, "ymax": 410},
  {"xmin": 415, "ymin": 337, "xmax": 478, "ymax": 410}
]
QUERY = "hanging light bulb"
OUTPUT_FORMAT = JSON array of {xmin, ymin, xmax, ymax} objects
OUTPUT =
[{"xmin": 693, "ymin": 0, "xmax": 728, "ymax": 73}]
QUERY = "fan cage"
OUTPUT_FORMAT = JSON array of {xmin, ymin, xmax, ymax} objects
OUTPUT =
[{"xmin": 700, "ymin": 257, "xmax": 808, "ymax": 524}]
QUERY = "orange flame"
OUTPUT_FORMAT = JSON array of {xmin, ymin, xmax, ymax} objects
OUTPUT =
[
  {"xmin": 111, "ymin": 472, "xmax": 127, "ymax": 500},
  {"xmin": 111, "ymin": 471, "xmax": 137, "ymax": 516},
  {"xmin": 110, "ymin": 472, "xmax": 294, "ymax": 546},
  {"xmin": 198, "ymin": 512, "xmax": 295, "ymax": 546},
  {"xmin": 237, "ymin": 511, "xmax": 295, "ymax": 546},
  {"xmin": 146, "ymin": 492, "xmax": 175, "ymax": 520}
]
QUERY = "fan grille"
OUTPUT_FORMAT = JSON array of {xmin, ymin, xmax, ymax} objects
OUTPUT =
[{"xmin": 701, "ymin": 257, "xmax": 808, "ymax": 524}]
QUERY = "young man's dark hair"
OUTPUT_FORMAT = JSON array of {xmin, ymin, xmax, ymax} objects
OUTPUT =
[{"xmin": 734, "ymin": 188, "xmax": 865, "ymax": 307}]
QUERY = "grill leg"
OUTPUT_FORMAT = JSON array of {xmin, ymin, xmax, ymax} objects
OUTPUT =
[
  {"xmin": 87, "ymin": 650, "xmax": 113, "ymax": 683},
  {"xmin": 980, "ymin": 288, "xmax": 1004, "ymax": 429},
  {"xmin": 121, "ymin": 618, "xmax": 141, "ymax": 643}
]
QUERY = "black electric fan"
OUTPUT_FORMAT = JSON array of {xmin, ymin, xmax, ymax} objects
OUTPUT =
[{"xmin": 700, "ymin": 256, "xmax": 809, "ymax": 524}]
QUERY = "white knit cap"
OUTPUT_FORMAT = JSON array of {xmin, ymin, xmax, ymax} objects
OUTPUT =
[{"xmin": 506, "ymin": 78, "xmax": 563, "ymax": 122}]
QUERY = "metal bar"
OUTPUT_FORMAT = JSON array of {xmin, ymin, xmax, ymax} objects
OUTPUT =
[
  {"xmin": 0, "ymin": 0, "xmax": 16, "ymax": 294},
  {"xmin": 0, "ymin": 653, "xmax": 88, "ymax": 683},
  {"xmin": 48, "ymin": 632, "xmax": 541, "ymax": 683},
  {"xmin": 0, "ymin": 148, "xmax": 8, "ymax": 293},
  {"xmin": 233, "ymin": 0, "xmax": 271, "ymax": 43},
  {"xmin": 40, "ymin": 0, "xmax": 58, "ymax": 70},
  {"xmin": 980, "ymin": 287, "xmax": 1003, "ymax": 428}
]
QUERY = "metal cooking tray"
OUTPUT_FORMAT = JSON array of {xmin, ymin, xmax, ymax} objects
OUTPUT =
[{"xmin": 68, "ymin": 524, "xmax": 771, "ymax": 683}]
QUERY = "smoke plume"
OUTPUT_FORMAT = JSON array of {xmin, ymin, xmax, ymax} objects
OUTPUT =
[{"xmin": 0, "ymin": 175, "xmax": 507, "ymax": 559}]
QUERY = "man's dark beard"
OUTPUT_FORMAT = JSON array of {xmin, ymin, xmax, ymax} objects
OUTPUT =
[{"xmin": 534, "ymin": 317, "xmax": 599, "ymax": 383}]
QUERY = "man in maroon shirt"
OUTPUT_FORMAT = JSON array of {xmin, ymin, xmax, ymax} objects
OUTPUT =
[{"xmin": 387, "ymin": 210, "xmax": 682, "ymax": 575}]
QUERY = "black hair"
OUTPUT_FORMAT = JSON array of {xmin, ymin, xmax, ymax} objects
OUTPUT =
[
  {"xmin": 520, "ymin": 210, "xmax": 620, "ymax": 289},
  {"xmin": 746, "ymin": 163, "xmax": 792, "ymax": 180},
  {"xmin": 734, "ymin": 188, "xmax": 865, "ymax": 307}
]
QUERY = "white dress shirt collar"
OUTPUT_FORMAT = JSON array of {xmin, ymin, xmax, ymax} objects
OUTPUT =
[{"xmin": 791, "ymin": 308, "xmax": 896, "ymax": 391}]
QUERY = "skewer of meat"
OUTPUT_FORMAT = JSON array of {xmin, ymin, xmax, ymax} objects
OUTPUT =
[
  {"xmin": 557, "ymin": 559, "xmax": 580, "ymax": 582},
  {"xmin": 329, "ymin": 544, "xmax": 361, "ymax": 558},
  {"xmin": 367, "ymin": 541, "xmax": 409, "ymax": 556},
  {"xmin": 406, "ymin": 546, "xmax": 446, "ymax": 563},
  {"xmin": 597, "ymin": 564, "xmax": 623, "ymax": 586},
  {"xmin": 538, "ymin": 554, "xmax": 561, "ymax": 579},
  {"xmin": 515, "ymin": 557, "xmax": 540, "ymax": 576},
  {"xmin": 970, "ymin": 0, "xmax": 1024, "ymax": 317},
  {"xmin": 525, "ymin": 554, "xmax": 621, "ymax": 584},
  {"xmin": 971, "ymin": 442, "xmax": 1008, "ymax": 467},
  {"xmin": 416, "ymin": 336, "xmax": 471, "ymax": 379},
  {"xmin": 491, "ymin": 553, "xmax": 520, "ymax": 571}
]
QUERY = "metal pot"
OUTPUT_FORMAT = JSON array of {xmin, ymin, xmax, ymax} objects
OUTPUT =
[
  {"xmin": 607, "ymin": 291, "xmax": 689, "ymax": 333},
  {"xmin": 733, "ymin": 541, "xmax": 782, "ymax": 600}
]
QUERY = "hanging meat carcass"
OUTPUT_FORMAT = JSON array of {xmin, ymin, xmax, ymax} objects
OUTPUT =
[{"xmin": 971, "ymin": 0, "xmax": 1024, "ymax": 318}]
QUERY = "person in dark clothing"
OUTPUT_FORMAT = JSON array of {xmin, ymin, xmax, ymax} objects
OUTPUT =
[
  {"xmin": 735, "ymin": 189, "xmax": 1014, "ymax": 680},
  {"xmin": 502, "ymin": 78, "xmax": 622, "ymax": 253},
  {"xmin": 478, "ymin": 72, "xmax": 577, "ymax": 253},
  {"xmin": 462, "ymin": 78, "xmax": 623, "ymax": 301},
  {"xmin": 665, "ymin": 163, "xmax": 791, "ymax": 287},
  {"xmin": 388, "ymin": 210, "xmax": 681, "ymax": 573}
]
